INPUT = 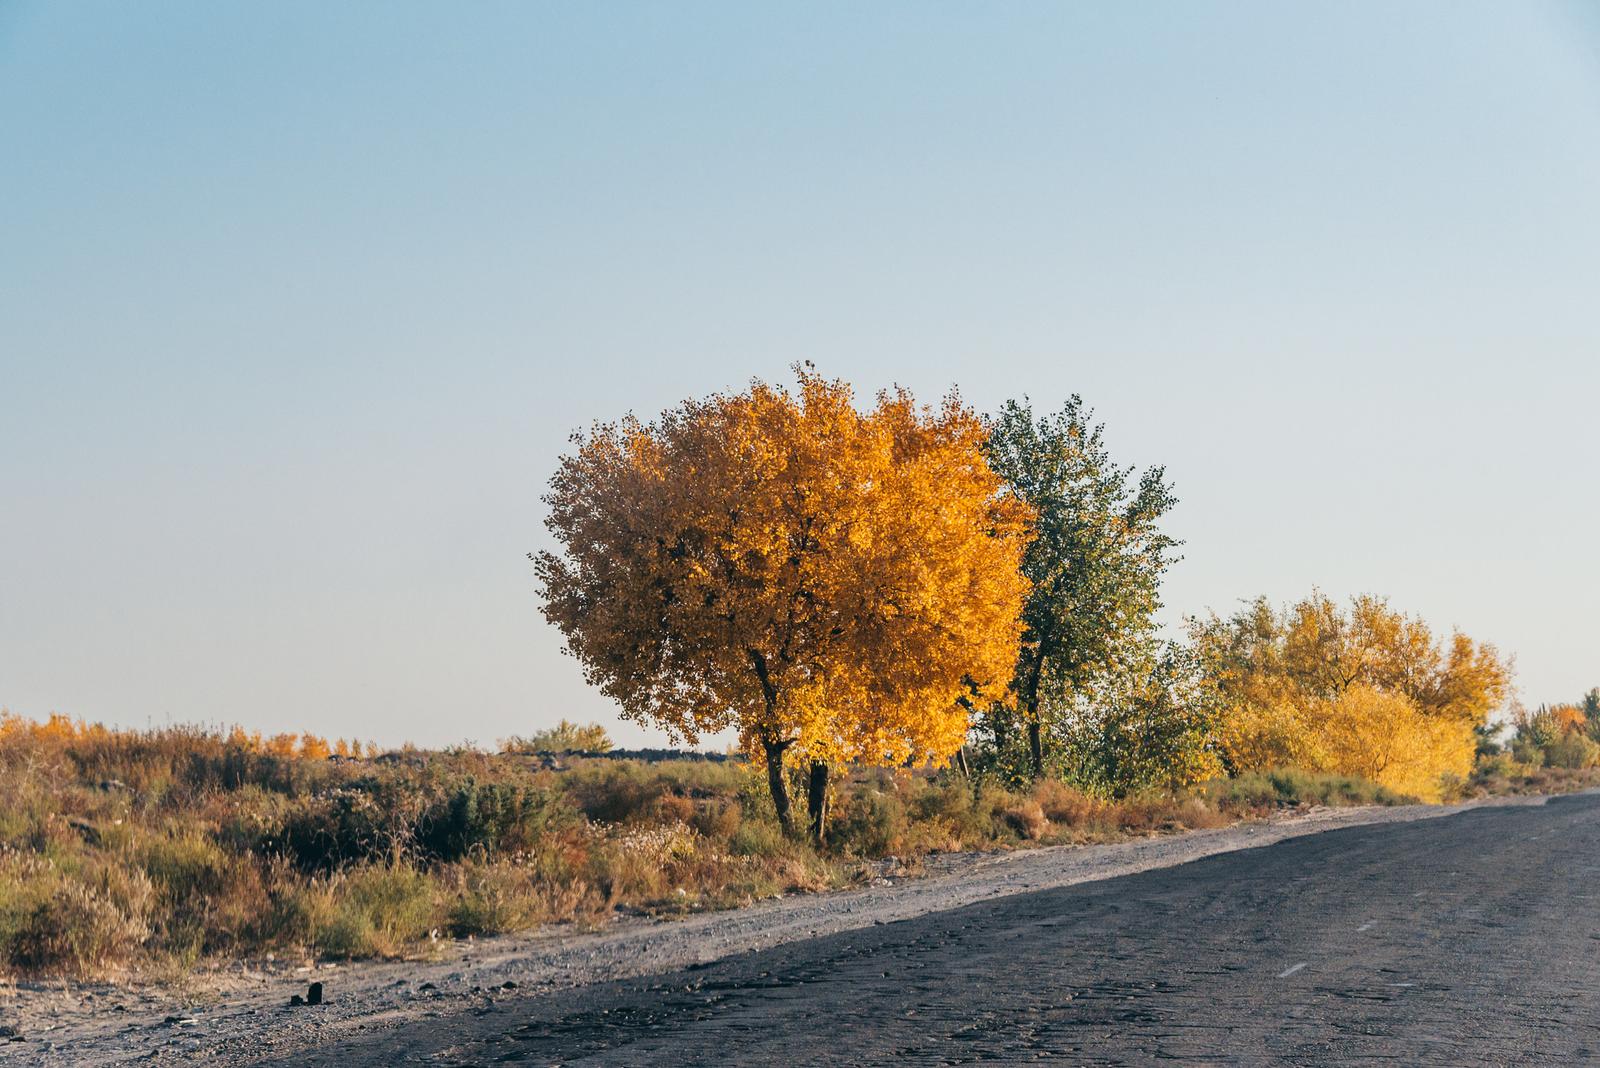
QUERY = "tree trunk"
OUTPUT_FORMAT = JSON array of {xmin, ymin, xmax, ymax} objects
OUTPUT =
[
  {"xmin": 748, "ymin": 650, "xmax": 795, "ymax": 838},
  {"xmin": 1023, "ymin": 648, "xmax": 1048, "ymax": 779},
  {"xmin": 990, "ymin": 706, "xmax": 1008, "ymax": 751},
  {"xmin": 1017, "ymin": 639, "xmax": 1056, "ymax": 780},
  {"xmin": 1027, "ymin": 714, "xmax": 1044, "ymax": 779},
  {"xmin": 763, "ymin": 736, "xmax": 795, "ymax": 837},
  {"xmin": 953, "ymin": 746, "xmax": 971, "ymax": 780},
  {"xmin": 806, "ymin": 761, "xmax": 831, "ymax": 845}
]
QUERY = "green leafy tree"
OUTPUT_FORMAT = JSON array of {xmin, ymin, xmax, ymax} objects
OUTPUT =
[
  {"xmin": 982, "ymin": 396, "xmax": 1179, "ymax": 779},
  {"xmin": 1052, "ymin": 643, "xmax": 1222, "ymax": 797}
]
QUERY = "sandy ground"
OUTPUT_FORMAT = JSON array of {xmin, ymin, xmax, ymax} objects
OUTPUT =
[{"xmin": 0, "ymin": 794, "xmax": 1555, "ymax": 1066}]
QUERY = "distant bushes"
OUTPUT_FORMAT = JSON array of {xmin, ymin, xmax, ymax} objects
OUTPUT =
[
  {"xmin": 1508, "ymin": 695, "xmax": 1600, "ymax": 770},
  {"xmin": 500, "ymin": 719, "xmax": 613, "ymax": 754}
]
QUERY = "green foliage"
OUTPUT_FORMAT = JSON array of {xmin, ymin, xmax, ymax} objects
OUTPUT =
[
  {"xmin": 1584, "ymin": 689, "xmax": 1600, "ymax": 743},
  {"xmin": 501, "ymin": 720, "xmax": 613, "ymax": 754},
  {"xmin": 142, "ymin": 833, "xmax": 231, "ymax": 903},
  {"xmin": 319, "ymin": 865, "xmax": 436, "ymax": 958},
  {"xmin": 1207, "ymin": 769, "xmax": 1409, "ymax": 809},
  {"xmin": 967, "ymin": 701, "xmax": 1036, "ymax": 786},
  {"xmin": 1049, "ymin": 646, "xmax": 1222, "ymax": 798},
  {"xmin": 1512, "ymin": 702, "xmax": 1600, "ymax": 769},
  {"xmin": 273, "ymin": 774, "xmax": 574, "ymax": 870},
  {"xmin": 981, "ymin": 395, "xmax": 1179, "ymax": 777},
  {"xmin": 1545, "ymin": 732, "xmax": 1600, "ymax": 769},
  {"xmin": 726, "ymin": 818, "xmax": 786, "ymax": 858},
  {"xmin": 829, "ymin": 788, "xmax": 906, "ymax": 856},
  {"xmin": 414, "ymin": 779, "xmax": 570, "ymax": 862},
  {"xmin": 274, "ymin": 781, "xmax": 410, "ymax": 871}
]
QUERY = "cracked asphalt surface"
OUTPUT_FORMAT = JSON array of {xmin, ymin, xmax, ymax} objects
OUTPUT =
[{"xmin": 271, "ymin": 793, "xmax": 1600, "ymax": 1066}]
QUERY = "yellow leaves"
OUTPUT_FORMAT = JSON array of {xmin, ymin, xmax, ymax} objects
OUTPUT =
[
  {"xmin": 0, "ymin": 712, "xmax": 118, "ymax": 748},
  {"xmin": 1316, "ymin": 686, "xmax": 1475, "ymax": 801},
  {"xmin": 1218, "ymin": 686, "xmax": 1475, "ymax": 801},
  {"xmin": 1264, "ymin": 592, "xmax": 1511, "ymax": 723},
  {"xmin": 1216, "ymin": 688, "xmax": 1323, "ymax": 772},
  {"xmin": 1201, "ymin": 592, "xmax": 1505, "ymax": 801},
  {"xmin": 538, "ymin": 368, "xmax": 1032, "ymax": 773},
  {"xmin": 0, "ymin": 714, "xmax": 349, "ymax": 761},
  {"xmin": 1549, "ymin": 703, "xmax": 1588, "ymax": 735}
]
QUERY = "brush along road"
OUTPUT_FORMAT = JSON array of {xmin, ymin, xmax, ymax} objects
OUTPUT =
[{"xmin": 15, "ymin": 794, "xmax": 1586, "ymax": 1065}]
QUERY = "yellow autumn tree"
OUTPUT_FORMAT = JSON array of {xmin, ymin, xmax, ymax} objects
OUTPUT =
[
  {"xmin": 1307, "ymin": 685, "xmax": 1475, "ymax": 800},
  {"xmin": 536, "ymin": 369, "xmax": 1032, "ymax": 839},
  {"xmin": 1193, "ymin": 592, "xmax": 1509, "ymax": 800},
  {"xmin": 1547, "ymin": 703, "xmax": 1588, "ymax": 736}
]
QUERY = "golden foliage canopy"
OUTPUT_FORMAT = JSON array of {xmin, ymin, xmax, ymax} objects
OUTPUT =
[
  {"xmin": 1191, "ymin": 593, "xmax": 1510, "ymax": 725},
  {"xmin": 1192, "ymin": 592, "xmax": 1509, "ymax": 799},
  {"xmin": 536, "ymin": 369, "xmax": 1032, "ymax": 770},
  {"xmin": 1548, "ymin": 703, "xmax": 1588, "ymax": 736},
  {"xmin": 1217, "ymin": 684, "xmax": 1474, "ymax": 801}
]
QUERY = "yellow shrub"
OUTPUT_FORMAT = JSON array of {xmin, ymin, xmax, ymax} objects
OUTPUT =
[
  {"xmin": 1219, "ymin": 698, "xmax": 1325, "ymax": 772},
  {"xmin": 1222, "ymin": 684, "xmax": 1473, "ymax": 802},
  {"xmin": 1315, "ymin": 685, "xmax": 1474, "ymax": 802}
]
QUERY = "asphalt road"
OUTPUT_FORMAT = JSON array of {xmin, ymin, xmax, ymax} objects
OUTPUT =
[{"xmin": 278, "ymin": 794, "xmax": 1600, "ymax": 1066}]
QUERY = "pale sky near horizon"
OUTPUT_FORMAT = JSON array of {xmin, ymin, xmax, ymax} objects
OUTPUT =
[{"xmin": 3, "ymin": 2, "xmax": 1598, "ymax": 748}]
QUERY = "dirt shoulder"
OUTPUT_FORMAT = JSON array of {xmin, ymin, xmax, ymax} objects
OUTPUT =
[{"xmin": 2, "ymin": 793, "xmax": 1560, "ymax": 1066}]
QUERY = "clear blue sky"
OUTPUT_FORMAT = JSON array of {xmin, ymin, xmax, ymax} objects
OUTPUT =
[{"xmin": 3, "ymin": 2, "xmax": 1597, "ymax": 747}]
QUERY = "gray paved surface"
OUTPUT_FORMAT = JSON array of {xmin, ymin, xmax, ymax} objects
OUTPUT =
[{"xmin": 272, "ymin": 794, "xmax": 1600, "ymax": 1066}]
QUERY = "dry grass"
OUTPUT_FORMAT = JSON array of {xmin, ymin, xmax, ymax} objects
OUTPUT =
[{"xmin": 0, "ymin": 712, "xmax": 1515, "ymax": 980}]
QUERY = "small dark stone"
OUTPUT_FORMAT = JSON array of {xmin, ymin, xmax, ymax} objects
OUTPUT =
[
  {"xmin": 288, "ymin": 995, "xmax": 305, "ymax": 1007},
  {"xmin": 419, "ymin": 982, "xmax": 438, "ymax": 992},
  {"xmin": 0, "ymin": 1025, "xmax": 18, "ymax": 1039},
  {"xmin": 499, "ymin": 981, "xmax": 518, "ymax": 990},
  {"xmin": 306, "ymin": 982, "xmax": 323, "ymax": 1006}
]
